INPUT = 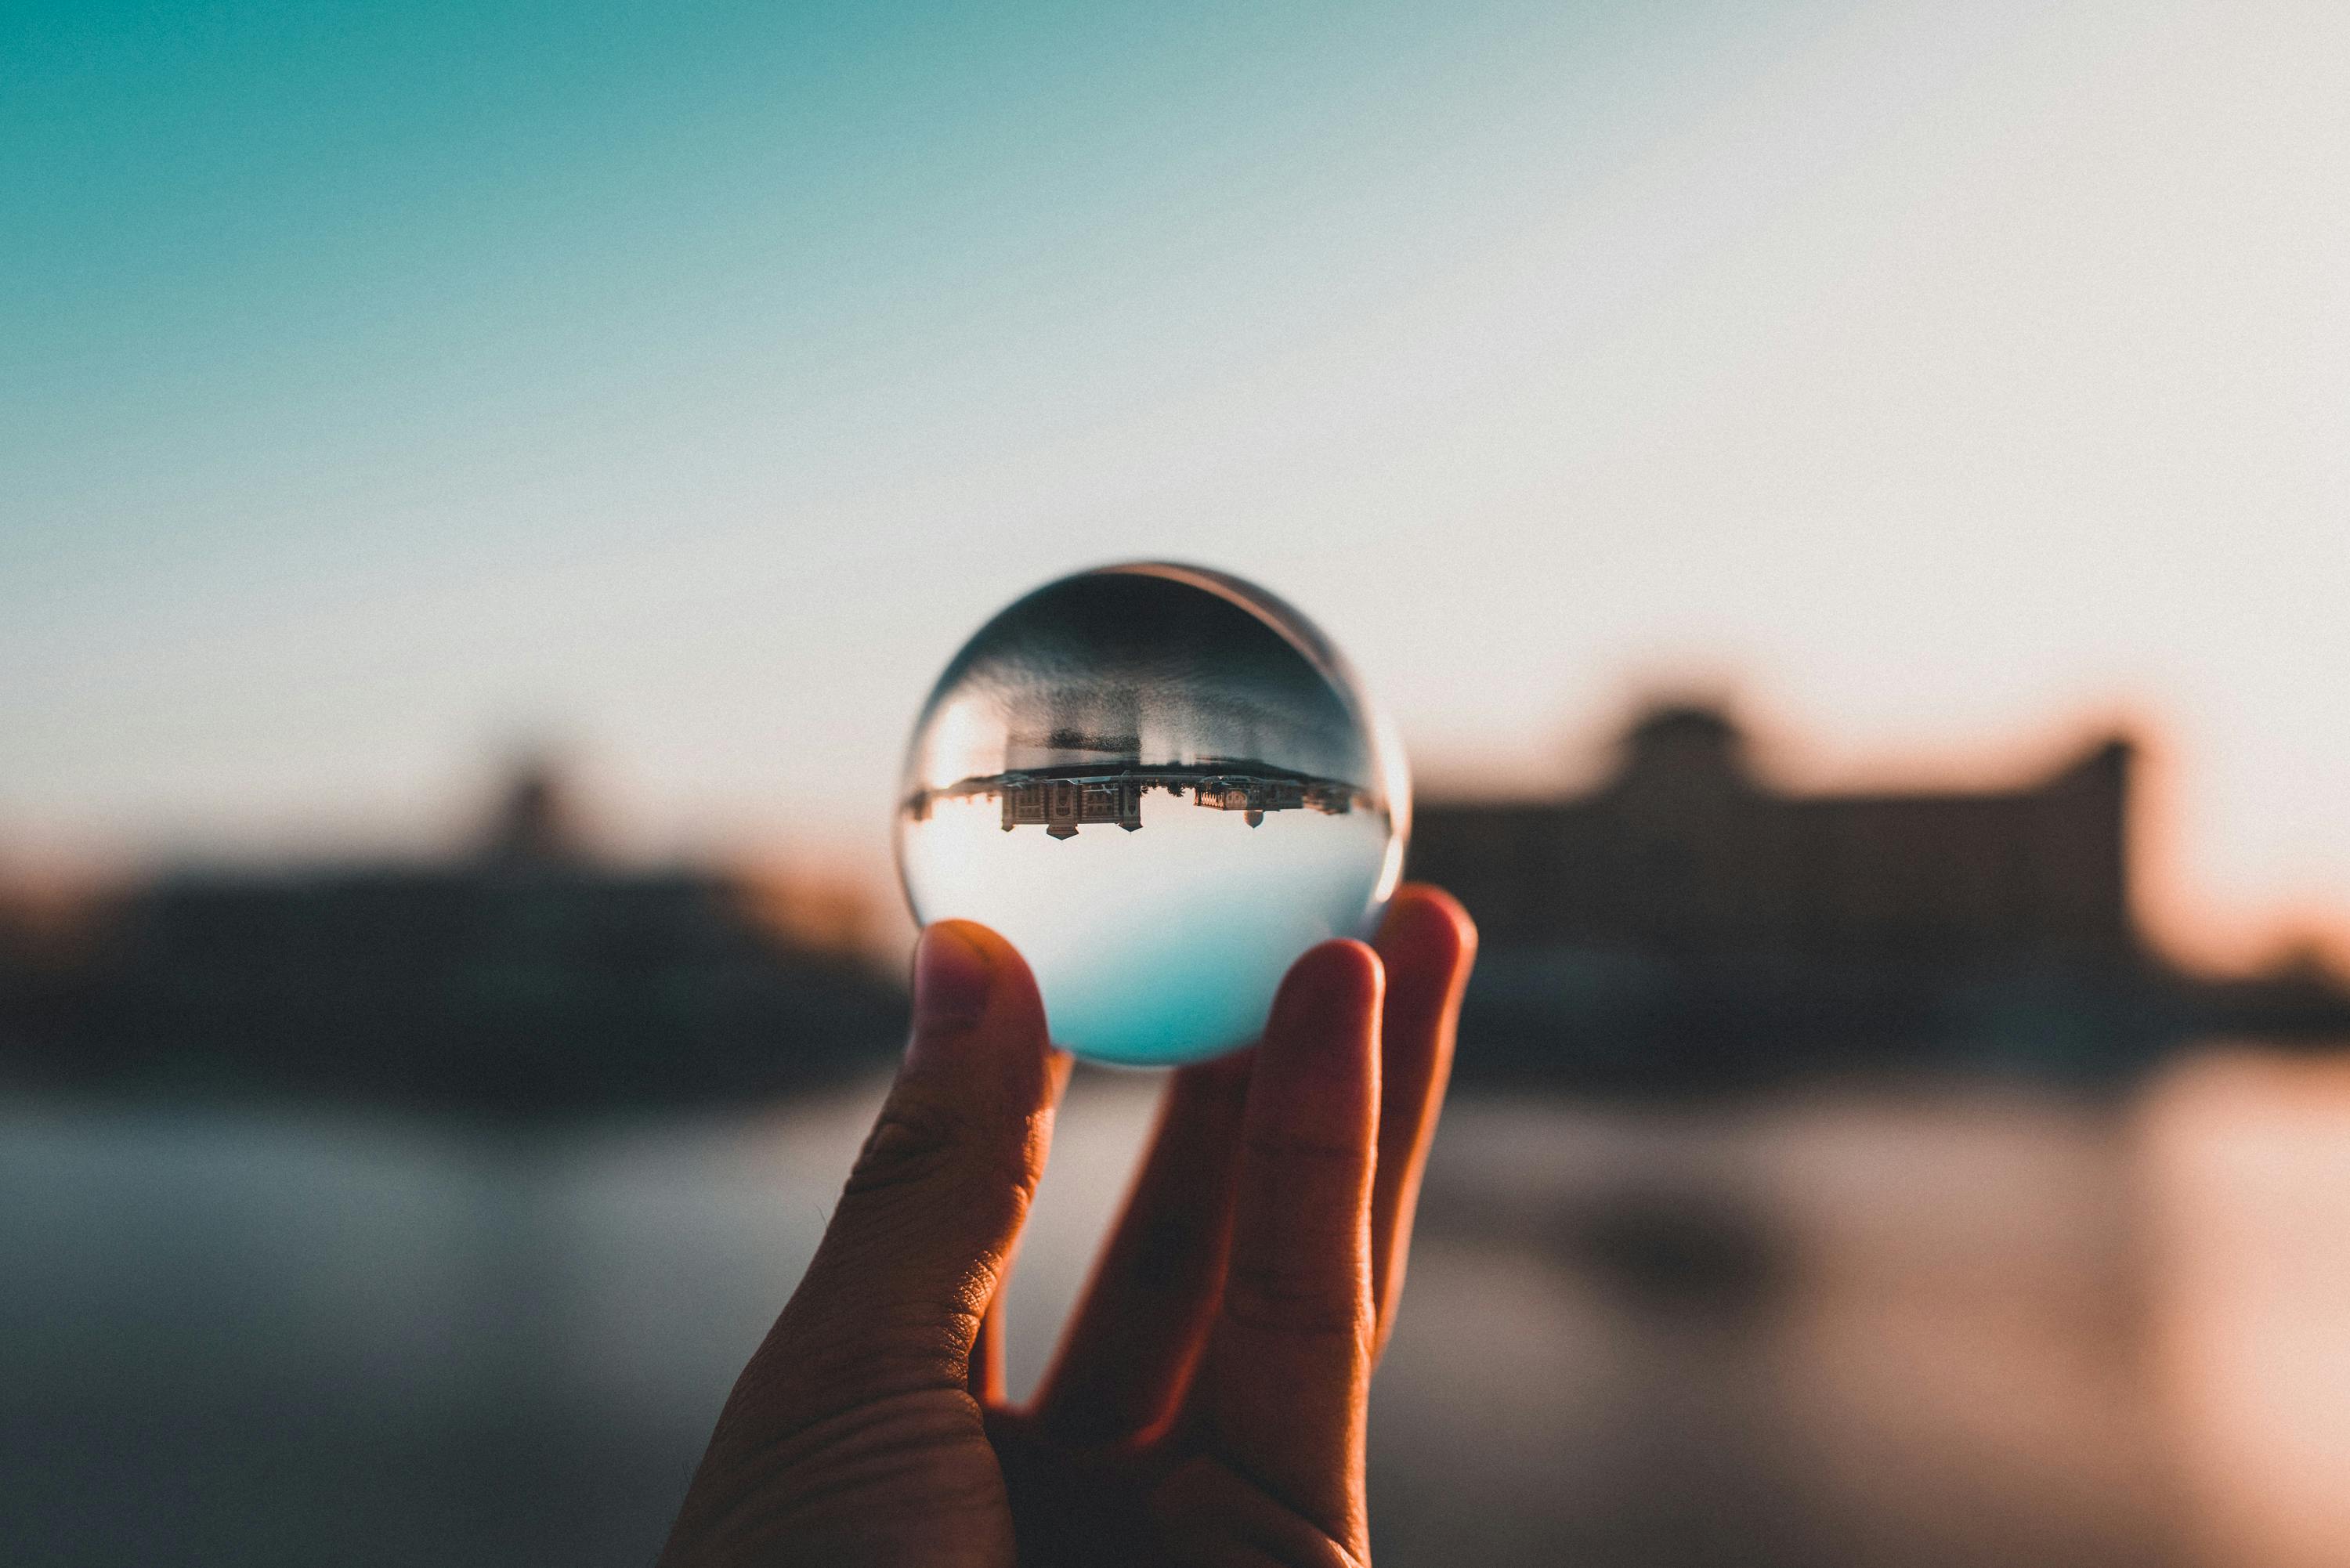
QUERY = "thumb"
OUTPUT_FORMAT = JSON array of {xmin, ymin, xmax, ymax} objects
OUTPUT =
[{"xmin": 757, "ymin": 921, "xmax": 1068, "ymax": 1414}]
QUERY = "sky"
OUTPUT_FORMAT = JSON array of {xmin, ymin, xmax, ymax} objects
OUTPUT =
[{"xmin": 4, "ymin": 0, "xmax": 2346, "ymax": 966}]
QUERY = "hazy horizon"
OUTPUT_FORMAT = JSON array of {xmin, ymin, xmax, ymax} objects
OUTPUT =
[{"xmin": 8, "ymin": 0, "xmax": 2346, "ymax": 971}]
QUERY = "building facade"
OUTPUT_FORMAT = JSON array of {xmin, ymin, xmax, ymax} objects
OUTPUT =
[
  {"xmin": 999, "ymin": 777, "xmax": 1145, "ymax": 837},
  {"xmin": 1412, "ymin": 704, "xmax": 2136, "ymax": 973}
]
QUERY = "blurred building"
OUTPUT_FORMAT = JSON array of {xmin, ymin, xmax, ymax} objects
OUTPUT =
[
  {"xmin": 1419, "ymin": 704, "xmax": 2132, "ymax": 967},
  {"xmin": 0, "ymin": 764, "xmax": 906, "ymax": 1113},
  {"xmin": 1411, "ymin": 702, "xmax": 2350, "ymax": 1089}
]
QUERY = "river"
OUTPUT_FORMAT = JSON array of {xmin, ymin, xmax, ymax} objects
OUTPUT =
[{"xmin": 5, "ymin": 1053, "xmax": 2342, "ymax": 1567}]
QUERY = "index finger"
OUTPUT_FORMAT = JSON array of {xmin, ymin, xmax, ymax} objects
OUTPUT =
[{"xmin": 1204, "ymin": 938, "xmax": 1381, "ymax": 1552}]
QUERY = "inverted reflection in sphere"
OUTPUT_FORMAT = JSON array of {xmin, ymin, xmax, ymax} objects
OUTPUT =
[{"xmin": 896, "ymin": 563, "xmax": 1409, "ymax": 1065}]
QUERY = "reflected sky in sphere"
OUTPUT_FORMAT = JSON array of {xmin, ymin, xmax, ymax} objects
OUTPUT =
[{"xmin": 897, "ymin": 563, "xmax": 1408, "ymax": 1065}]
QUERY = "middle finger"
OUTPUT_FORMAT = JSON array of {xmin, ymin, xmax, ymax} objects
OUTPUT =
[{"xmin": 1027, "ymin": 1046, "xmax": 1255, "ymax": 1443}]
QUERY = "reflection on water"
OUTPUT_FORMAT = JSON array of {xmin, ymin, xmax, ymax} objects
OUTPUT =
[
  {"xmin": 4, "ymin": 1052, "xmax": 2344, "ymax": 1567},
  {"xmin": 2141, "ymin": 1052, "xmax": 2350, "ymax": 1568}
]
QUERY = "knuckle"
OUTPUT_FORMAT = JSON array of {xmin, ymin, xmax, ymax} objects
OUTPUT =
[
  {"xmin": 843, "ymin": 1097, "xmax": 971, "ymax": 1198},
  {"xmin": 1241, "ymin": 1126, "xmax": 1368, "ymax": 1170},
  {"xmin": 840, "ymin": 1094, "xmax": 1049, "ymax": 1216}
]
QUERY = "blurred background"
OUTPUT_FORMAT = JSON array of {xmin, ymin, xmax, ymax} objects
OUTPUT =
[{"xmin": 5, "ymin": 1, "xmax": 2348, "ymax": 1564}]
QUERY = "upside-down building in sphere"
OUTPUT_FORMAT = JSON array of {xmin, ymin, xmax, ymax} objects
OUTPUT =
[
  {"xmin": 906, "ymin": 765, "xmax": 1369, "ymax": 837},
  {"xmin": 1000, "ymin": 777, "xmax": 1147, "ymax": 837}
]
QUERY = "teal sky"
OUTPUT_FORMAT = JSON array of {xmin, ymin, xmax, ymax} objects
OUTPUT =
[{"xmin": 5, "ymin": 0, "xmax": 2347, "ymax": 964}]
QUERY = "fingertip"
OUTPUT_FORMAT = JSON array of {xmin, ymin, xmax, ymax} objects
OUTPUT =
[
  {"xmin": 1306, "ymin": 935, "xmax": 1385, "ymax": 986},
  {"xmin": 1273, "ymin": 938, "xmax": 1384, "ymax": 1025},
  {"xmin": 906, "ymin": 919, "xmax": 1051, "ymax": 1082},
  {"xmin": 1258, "ymin": 940, "xmax": 1383, "ymax": 1097},
  {"xmin": 1378, "ymin": 884, "xmax": 1478, "ymax": 972},
  {"xmin": 913, "ymin": 921, "xmax": 996, "ymax": 1030},
  {"xmin": 951, "ymin": 919, "xmax": 1050, "ymax": 1024},
  {"xmin": 925, "ymin": 916, "xmax": 1020, "ymax": 965}
]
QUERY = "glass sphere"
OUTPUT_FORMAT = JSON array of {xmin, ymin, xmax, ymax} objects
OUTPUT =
[{"xmin": 896, "ymin": 562, "xmax": 1408, "ymax": 1066}]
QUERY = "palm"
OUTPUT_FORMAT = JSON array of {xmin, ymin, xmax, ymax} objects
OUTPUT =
[
  {"xmin": 983, "ymin": 1413, "xmax": 1345, "ymax": 1568},
  {"xmin": 986, "ymin": 1412, "xmax": 1170, "ymax": 1567},
  {"xmin": 660, "ymin": 887, "xmax": 1473, "ymax": 1568}
]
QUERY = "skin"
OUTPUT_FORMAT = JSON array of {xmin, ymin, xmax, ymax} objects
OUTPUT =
[{"xmin": 658, "ymin": 884, "xmax": 1477, "ymax": 1568}]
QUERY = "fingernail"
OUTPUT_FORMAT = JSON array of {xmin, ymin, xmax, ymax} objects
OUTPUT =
[{"xmin": 913, "ymin": 923, "xmax": 995, "ymax": 1035}]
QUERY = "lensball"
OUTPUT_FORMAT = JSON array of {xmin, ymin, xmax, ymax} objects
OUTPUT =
[{"xmin": 895, "ymin": 562, "xmax": 1409, "ymax": 1065}]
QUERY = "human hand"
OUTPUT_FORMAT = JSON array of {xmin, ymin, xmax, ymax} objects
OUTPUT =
[{"xmin": 656, "ymin": 884, "xmax": 1476, "ymax": 1567}]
